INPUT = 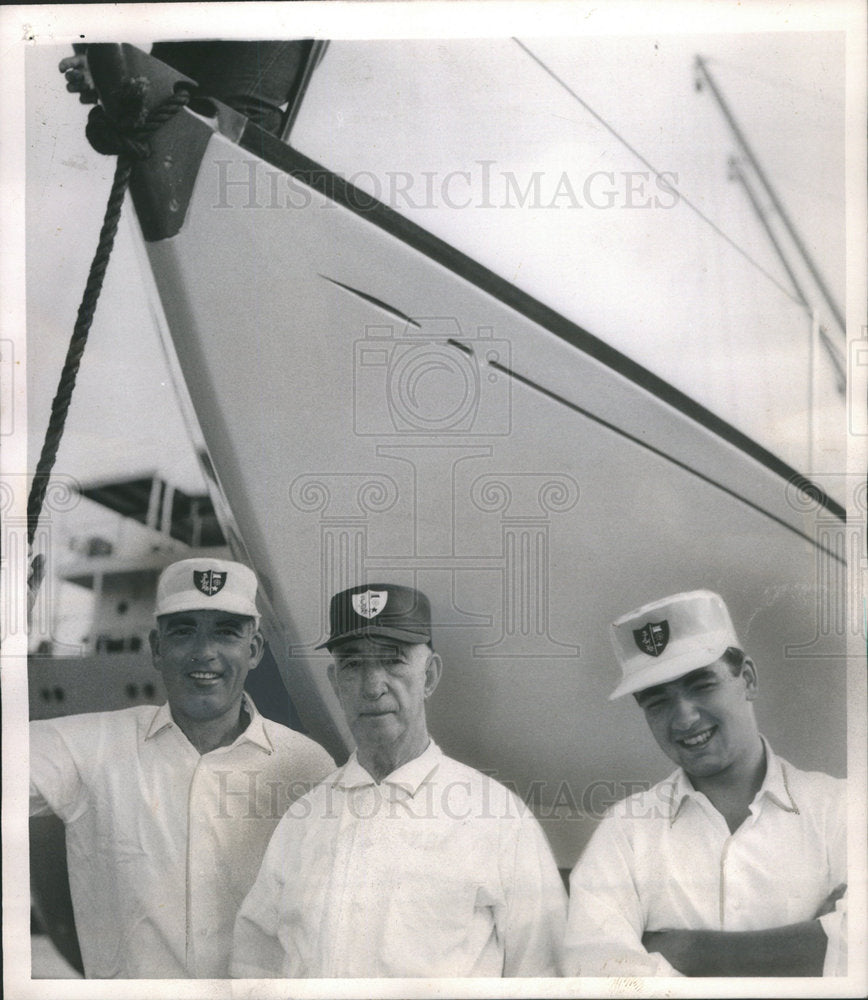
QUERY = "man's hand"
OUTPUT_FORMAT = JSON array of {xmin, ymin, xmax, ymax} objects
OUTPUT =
[
  {"xmin": 642, "ymin": 930, "xmax": 692, "ymax": 973},
  {"xmin": 814, "ymin": 883, "xmax": 846, "ymax": 919},
  {"xmin": 58, "ymin": 54, "xmax": 98, "ymax": 104},
  {"xmin": 28, "ymin": 553, "xmax": 46, "ymax": 623}
]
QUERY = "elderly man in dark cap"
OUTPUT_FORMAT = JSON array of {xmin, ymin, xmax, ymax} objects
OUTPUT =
[
  {"xmin": 564, "ymin": 589, "xmax": 847, "ymax": 978},
  {"xmin": 233, "ymin": 582, "xmax": 566, "ymax": 978}
]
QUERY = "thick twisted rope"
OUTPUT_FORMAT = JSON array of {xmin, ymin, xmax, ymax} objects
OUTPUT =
[{"xmin": 28, "ymin": 83, "xmax": 191, "ymax": 547}]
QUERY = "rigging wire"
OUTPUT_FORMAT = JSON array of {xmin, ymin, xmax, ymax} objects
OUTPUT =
[
  {"xmin": 695, "ymin": 54, "xmax": 845, "ymax": 334},
  {"xmin": 513, "ymin": 38, "xmax": 804, "ymax": 309},
  {"xmin": 704, "ymin": 58, "xmax": 844, "ymax": 210}
]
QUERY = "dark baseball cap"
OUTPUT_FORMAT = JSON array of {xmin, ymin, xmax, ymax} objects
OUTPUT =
[{"xmin": 317, "ymin": 584, "xmax": 432, "ymax": 650}]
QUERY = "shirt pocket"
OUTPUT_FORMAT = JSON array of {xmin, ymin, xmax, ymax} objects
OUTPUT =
[{"xmin": 379, "ymin": 867, "xmax": 488, "ymax": 975}]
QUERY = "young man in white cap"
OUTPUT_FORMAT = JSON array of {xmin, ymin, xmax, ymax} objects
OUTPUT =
[
  {"xmin": 564, "ymin": 589, "xmax": 847, "ymax": 978},
  {"xmin": 232, "ymin": 582, "xmax": 566, "ymax": 978},
  {"xmin": 29, "ymin": 557, "xmax": 334, "ymax": 978}
]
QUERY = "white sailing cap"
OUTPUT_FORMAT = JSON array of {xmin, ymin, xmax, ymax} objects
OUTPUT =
[
  {"xmin": 155, "ymin": 558, "xmax": 260, "ymax": 626},
  {"xmin": 609, "ymin": 589, "xmax": 739, "ymax": 699}
]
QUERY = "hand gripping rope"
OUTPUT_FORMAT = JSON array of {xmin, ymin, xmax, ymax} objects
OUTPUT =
[{"xmin": 27, "ymin": 79, "xmax": 192, "ymax": 551}]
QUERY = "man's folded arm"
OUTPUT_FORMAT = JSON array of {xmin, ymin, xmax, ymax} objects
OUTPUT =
[
  {"xmin": 641, "ymin": 881, "xmax": 846, "ymax": 977},
  {"xmin": 641, "ymin": 920, "xmax": 830, "ymax": 977}
]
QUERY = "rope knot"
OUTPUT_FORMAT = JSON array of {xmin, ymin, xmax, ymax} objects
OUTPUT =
[
  {"xmin": 84, "ymin": 77, "xmax": 191, "ymax": 161},
  {"xmin": 86, "ymin": 106, "xmax": 152, "ymax": 159}
]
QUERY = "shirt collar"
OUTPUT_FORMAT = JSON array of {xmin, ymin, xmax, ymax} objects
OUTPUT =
[
  {"xmin": 144, "ymin": 701, "xmax": 174, "ymax": 741},
  {"xmin": 754, "ymin": 736, "xmax": 800, "ymax": 814},
  {"xmin": 664, "ymin": 769, "xmax": 694, "ymax": 825},
  {"xmin": 667, "ymin": 735, "xmax": 799, "ymax": 825},
  {"xmin": 143, "ymin": 693, "xmax": 274, "ymax": 754},
  {"xmin": 335, "ymin": 740, "xmax": 442, "ymax": 795}
]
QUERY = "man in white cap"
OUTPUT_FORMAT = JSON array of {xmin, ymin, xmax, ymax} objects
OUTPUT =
[
  {"xmin": 563, "ymin": 589, "xmax": 847, "ymax": 978},
  {"xmin": 232, "ymin": 582, "xmax": 566, "ymax": 978},
  {"xmin": 30, "ymin": 557, "xmax": 334, "ymax": 978}
]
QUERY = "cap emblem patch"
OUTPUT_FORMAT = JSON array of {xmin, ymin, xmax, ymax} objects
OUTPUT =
[
  {"xmin": 352, "ymin": 590, "xmax": 388, "ymax": 619},
  {"xmin": 194, "ymin": 569, "xmax": 227, "ymax": 596},
  {"xmin": 634, "ymin": 620, "xmax": 669, "ymax": 657}
]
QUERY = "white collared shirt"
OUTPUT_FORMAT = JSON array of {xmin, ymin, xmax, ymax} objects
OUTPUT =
[
  {"xmin": 564, "ymin": 738, "xmax": 847, "ymax": 976},
  {"xmin": 232, "ymin": 741, "xmax": 567, "ymax": 978},
  {"xmin": 30, "ymin": 696, "xmax": 334, "ymax": 978}
]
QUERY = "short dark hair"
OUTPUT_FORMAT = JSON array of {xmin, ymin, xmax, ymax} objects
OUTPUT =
[{"xmin": 721, "ymin": 646, "xmax": 745, "ymax": 676}]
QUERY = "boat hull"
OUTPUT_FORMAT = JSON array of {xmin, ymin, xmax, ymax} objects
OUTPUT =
[{"xmin": 137, "ymin": 116, "xmax": 847, "ymax": 866}]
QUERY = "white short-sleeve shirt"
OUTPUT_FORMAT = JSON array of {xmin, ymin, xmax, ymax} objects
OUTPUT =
[
  {"xmin": 30, "ymin": 696, "xmax": 335, "ymax": 978},
  {"xmin": 232, "ymin": 741, "xmax": 567, "ymax": 978},
  {"xmin": 564, "ymin": 738, "xmax": 847, "ymax": 977}
]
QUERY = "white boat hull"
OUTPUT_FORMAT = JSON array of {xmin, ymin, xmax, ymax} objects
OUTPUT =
[{"xmin": 134, "ymin": 115, "xmax": 847, "ymax": 866}]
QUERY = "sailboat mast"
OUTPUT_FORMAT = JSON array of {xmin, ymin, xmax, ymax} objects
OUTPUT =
[
  {"xmin": 727, "ymin": 156, "xmax": 846, "ymax": 393},
  {"xmin": 695, "ymin": 55, "xmax": 845, "ymax": 334}
]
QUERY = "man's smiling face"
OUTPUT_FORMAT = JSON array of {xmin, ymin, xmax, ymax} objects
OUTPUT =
[
  {"xmin": 634, "ymin": 656, "xmax": 759, "ymax": 779},
  {"xmin": 150, "ymin": 609, "xmax": 263, "ymax": 727}
]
